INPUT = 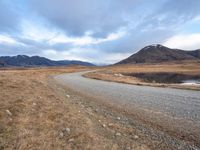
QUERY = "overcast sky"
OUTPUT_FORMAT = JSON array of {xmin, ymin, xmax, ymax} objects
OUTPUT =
[{"xmin": 0, "ymin": 0, "xmax": 200, "ymax": 64}]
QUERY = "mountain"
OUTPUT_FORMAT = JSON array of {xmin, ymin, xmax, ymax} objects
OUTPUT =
[
  {"xmin": 0, "ymin": 60, "xmax": 5, "ymax": 67},
  {"xmin": 0, "ymin": 55, "xmax": 95, "ymax": 67},
  {"xmin": 117, "ymin": 44, "xmax": 200, "ymax": 64}
]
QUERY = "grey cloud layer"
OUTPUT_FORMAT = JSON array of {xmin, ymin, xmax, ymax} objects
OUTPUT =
[
  {"xmin": 0, "ymin": 0, "xmax": 200, "ymax": 63},
  {"xmin": 28, "ymin": 0, "xmax": 138, "ymax": 37},
  {"xmin": 0, "ymin": 0, "xmax": 20, "ymax": 33}
]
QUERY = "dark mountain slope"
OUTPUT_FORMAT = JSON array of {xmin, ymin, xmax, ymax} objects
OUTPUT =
[
  {"xmin": 0, "ymin": 55, "xmax": 95, "ymax": 67},
  {"xmin": 0, "ymin": 60, "xmax": 5, "ymax": 67},
  {"xmin": 117, "ymin": 44, "xmax": 200, "ymax": 64}
]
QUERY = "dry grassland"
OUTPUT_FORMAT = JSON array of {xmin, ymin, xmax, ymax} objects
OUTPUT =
[
  {"xmin": 0, "ymin": 67, "xmax": 153, "ymax": 150},
  {"xmin": 84, "ymin": 61, "xmax": 200, "ymax": 90},
  {"xmin": 0, "ymin": 65, "xmax": 199, "ymax": 150}
]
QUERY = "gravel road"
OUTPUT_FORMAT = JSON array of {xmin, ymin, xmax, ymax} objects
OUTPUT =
[{"xmin": 55, "ymin": 71, "xmax": 200, "ymax": 121}]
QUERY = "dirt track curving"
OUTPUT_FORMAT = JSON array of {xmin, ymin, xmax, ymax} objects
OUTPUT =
[{"xmin": 55, "ymin": 71, "xmax": 200, "ymax": 149}]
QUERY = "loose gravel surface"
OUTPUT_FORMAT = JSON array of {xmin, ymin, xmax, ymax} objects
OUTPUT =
[
  {"xmin": 55, "ymin": 71, "xmax": 200, "ymax": 121},
  {"xmin": 55, "ymin": 71, "xmax": 200, "ymax": 149}
]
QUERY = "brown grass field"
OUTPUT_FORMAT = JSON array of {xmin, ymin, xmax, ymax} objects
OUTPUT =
[
  {"xmin": 0, "ymin": 66, "xmax": 96, "ymax": 149},
  {"xmin": 84, "ymin": 61, "xmax": 200, "ymax": 90},
  {"xmin": 0, "ymin": 63, "xmax": 199, "ymax": 150},
  {"xmin": 0, "ymin": 66, "xmax": 157, "ymax": 150}
]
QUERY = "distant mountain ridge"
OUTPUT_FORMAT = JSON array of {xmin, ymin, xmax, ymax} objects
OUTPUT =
[
  {"xmin": 117, "ymin": 44, "xmax": 200, "ymax": 64},
  {"xmin": 0, "ymin": 55, "xmax": 95, "ymax": 67}
]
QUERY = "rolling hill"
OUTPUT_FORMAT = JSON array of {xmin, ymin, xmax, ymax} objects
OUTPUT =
[
  {"xmin": 0, "ymin": 55, "xmax": 95, "ymax": 67},
  {"xmin": 117, "ymin": 44, "xmax": 200, "ymax": 64}
]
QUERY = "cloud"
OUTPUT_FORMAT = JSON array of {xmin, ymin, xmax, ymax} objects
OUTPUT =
[
  {"xmin": 48, "ymin": 28, "xmax": 126, "ymax": 46},
  {"xmin": 27, "ymin": 0, "xmax": 130, "ymax": 37},
  {"xmin": 20, "ymin": 20, "xmax": 56, "ymax": 42},
  {"xmin": 0, "ymin": 0, "xmax": 20, "ymax": 33},
  {"xmin": 0, "ymin": 0, "xmax": 200, "ymax": 64},
  {"xmin": 163, "ymin": 34, "xmax": 200, "ymax": 50},
  {"xmin": 41, "ymin": 48, "xmax": 131, "ymax": 64},
  {"xmin": 0, "ymin": 35, "xmax": 20, "ymax": 45}
]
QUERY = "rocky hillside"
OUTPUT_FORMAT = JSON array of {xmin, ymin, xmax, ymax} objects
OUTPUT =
[
  {"xmin": 0, "ymin": 55, "xmax": 95, "ymax": 67},
  {"xmin": 117, "ymin": 44, "xmax": 200, "ymax": 64}
]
